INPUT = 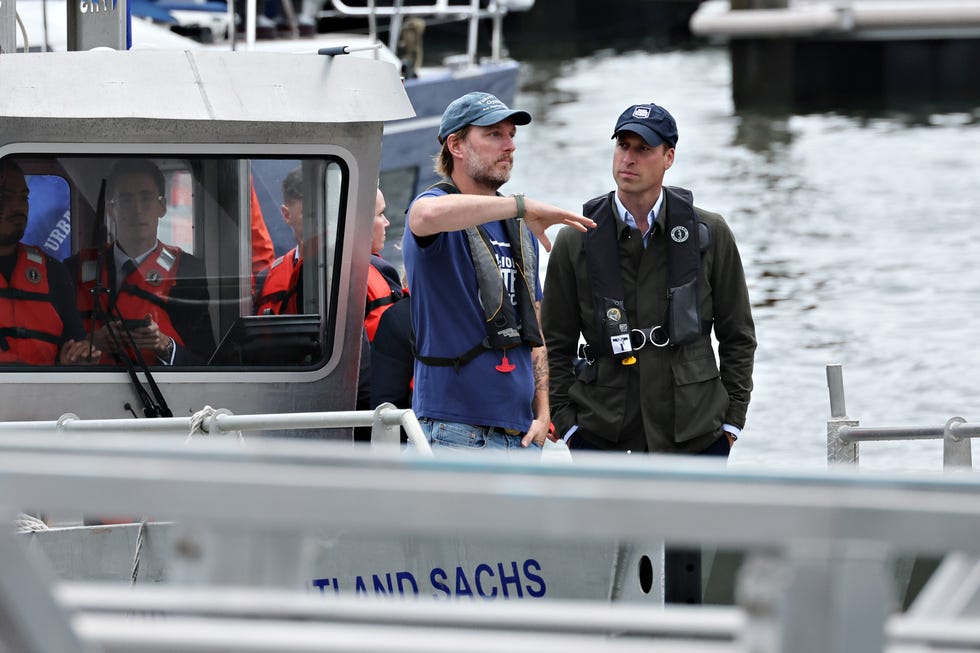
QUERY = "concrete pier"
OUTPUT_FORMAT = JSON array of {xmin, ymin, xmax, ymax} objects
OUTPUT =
[
  {"xmin": 692, "ymin": 0, "xmax": 980, "ymax": 112},
  {"xmin": 504, "ymin": 0, "xmax": 704, "ymax": 59}
]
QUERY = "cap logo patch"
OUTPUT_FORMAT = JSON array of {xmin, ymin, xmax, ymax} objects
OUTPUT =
[
  {"xmin": 479, "ymin": 96, "xmax": 504, "ymax": 112},
  {"xmin": 632, "ymin": 107, "xmax": 651, "ymax": 119}
]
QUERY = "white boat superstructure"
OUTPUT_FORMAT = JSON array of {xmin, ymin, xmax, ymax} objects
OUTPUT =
[
  {"xmin": 0, "ymin": 45, "xmax": 413, "ymax": 420},
  {"xmin": 4, "ymin": 0, "xmax": 531, "ymax": 250}
]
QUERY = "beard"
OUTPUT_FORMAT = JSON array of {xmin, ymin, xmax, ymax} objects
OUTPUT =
[
  {"xmin": 463, "ymin": 150, "xmax": 512, "ymax": 190},
  {"xmin": 0, "ymin": 222, "xmax": 26, "ymax": 248}
]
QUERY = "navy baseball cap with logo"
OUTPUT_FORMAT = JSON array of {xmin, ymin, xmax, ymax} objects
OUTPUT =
[
  {"xmin": 612, "ymin": 102, "xmax": 678, "ymax": 148},
  {"xmin": 438, "ymin": 92, "xmax": 532, "ymax": 143}
]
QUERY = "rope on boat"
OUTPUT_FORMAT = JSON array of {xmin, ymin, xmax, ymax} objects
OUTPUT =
[
  {"xmin": 187, "ymin": 405, "xmax": 243, "ymax": 443},
  {"xmin": 15, "ymin": 513, "xmax": 48, "ymax": 532},
  {"xmin": 131, "ymin": 518, "xmax": 148, "ymax": 586}
]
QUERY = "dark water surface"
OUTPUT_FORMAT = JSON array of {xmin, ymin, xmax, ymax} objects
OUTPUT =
[{"xmin": 502, "ymin": 47, "xmax": 980, "ymax": 469}]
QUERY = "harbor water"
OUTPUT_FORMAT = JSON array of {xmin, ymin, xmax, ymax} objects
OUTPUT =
[{"xmin": 499, "ymin": 46, "xmax": 980, "ymax": 470}]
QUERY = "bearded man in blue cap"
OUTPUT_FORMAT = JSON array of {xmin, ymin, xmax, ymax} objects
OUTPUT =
[
  {"xmin": 403, "ymin": 91, "xmax": 594, "ymax": 454},
  {"xmin": 541, "ymin": 102, "xmax": 756, "ymax": 601}
]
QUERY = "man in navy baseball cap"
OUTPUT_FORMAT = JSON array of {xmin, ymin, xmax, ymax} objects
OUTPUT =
[
  {"xmin": 437, "ymin": 92, "xmax": 532, "ymax": 143},
  {"xmin": 542, "ymin": 98, "xmax": 755, "ymax": 606},
  {"xmin": 612, "ymin": 102, "xmax": 678, "ymax": 148}
]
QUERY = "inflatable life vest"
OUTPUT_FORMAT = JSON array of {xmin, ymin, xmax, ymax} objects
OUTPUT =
[
  {"xmin": 254, "ymin": 248, "xmax": 302, "ymax": 315},
  {"xmin": 0, "ymin": 245, "xmax": 64, "ymax": 365},
  {"xmin": 76, "ymin": 243, "xmax": 185, "ymax": 364},
  {"xmin": 413, "ymin": 181, "xmax": 541, "ymax": 371},
  {"xmin": 364, "ymin": 254, "xmax": 404, "ymax": 341},
  {"xmin": 581, "ymin": 186, "xmax": 710, "ymax": 363}
]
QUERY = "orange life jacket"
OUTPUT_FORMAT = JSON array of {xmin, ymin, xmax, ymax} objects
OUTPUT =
[
  {"xmin": 0, "ymin": 245, "xmax": 64, "ymax": 365},
  {"xmin": 254, "ymin": 248, "xmax": 302, "ymax": 315},
  {"xmin": 75, "ymin": 243, "xmax": 185, "ymax": 364},
  {"xmin": 364, "ymin": 257, "xmax": 404, "ymax": 341}
]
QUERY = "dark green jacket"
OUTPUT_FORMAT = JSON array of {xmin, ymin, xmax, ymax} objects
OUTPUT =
[{"xmin": 541, "ymin": 191, "xmax": 756, "ymax": 453}]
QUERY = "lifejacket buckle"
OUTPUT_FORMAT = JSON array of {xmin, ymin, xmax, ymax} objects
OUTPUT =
[
  {"xmin": 629, "ymin": 329, "xmax": 647, "ymax": 351},
  {"xmin": 629, "ymin": 326, "xmax": 670, "ymax": 351},
  {"xmin": 649, "ymin": 325, "xmax": 670, "ymax": 348}
]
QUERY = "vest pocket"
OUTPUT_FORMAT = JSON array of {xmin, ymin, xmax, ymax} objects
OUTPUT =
[
  {"xmin": 670, "ymin": 355, "xmax": 727, "ymax": 443},
  {"xmin": 568, "ymin": 357, "xmax": 627, "ymax": 443}
]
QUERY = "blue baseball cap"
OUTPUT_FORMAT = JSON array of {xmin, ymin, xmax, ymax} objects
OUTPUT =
[
  {"xmin": 438, "ymin": 92, "xmax": 532, "ymax": 143},
  {"xmin": 612, "ymin": 102, "xmax": 678, "ymax": 148}
]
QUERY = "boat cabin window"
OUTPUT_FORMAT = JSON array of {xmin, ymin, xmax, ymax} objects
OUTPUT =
[{"xmin": 0, "ymin": 154, "xmax": 346, "ymax": 370}]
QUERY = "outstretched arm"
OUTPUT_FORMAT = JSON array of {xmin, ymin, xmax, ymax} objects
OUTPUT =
[{"xmin": 409, "ymin": 194, "xmax": 594, "ymax": 251}]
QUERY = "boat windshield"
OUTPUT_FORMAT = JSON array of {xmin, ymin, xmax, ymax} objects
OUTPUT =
[{"xmin": 0, "ymin": 153, "xmax": 348, "ymax": 370}]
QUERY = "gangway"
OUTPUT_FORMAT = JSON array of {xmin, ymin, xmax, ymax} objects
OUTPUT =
[{"xmin": 4, "ymin": 425, "xmax": 980, "ymax": 651}]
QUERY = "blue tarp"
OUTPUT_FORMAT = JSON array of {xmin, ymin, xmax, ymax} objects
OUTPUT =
[{"xmin": 22, "ymin": 175, "xmax": 72, "ymax": 262}]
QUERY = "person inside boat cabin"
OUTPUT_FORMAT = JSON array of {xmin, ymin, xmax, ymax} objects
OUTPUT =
[
  {"xmin": 253, "ymin": 166, "xmax": 305, "ymax": 316},
  {"xmin": 0, "ymin": 159, "xmax": 101, "ymax": 365},
  {"xmin": 68, "ymin": 158, "xmax": 215, "ymax": 366},
  {"xmin": 364, "ymin": 189, "xmax": 406, "ymax": 342},
  {"xmin": 403, "ymin": 91, "xmax": 595, "ymax": 453},
  {"xmin": 252, "ymin": 166, "xmax": 372, "ymax": 435}
]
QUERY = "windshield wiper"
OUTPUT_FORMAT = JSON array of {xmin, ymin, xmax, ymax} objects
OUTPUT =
[{"xmin": 87, "ymin": 180, "xmax": 172, "ymax": 418}]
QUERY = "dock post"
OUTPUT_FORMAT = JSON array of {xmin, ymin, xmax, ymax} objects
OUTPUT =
[
  {"xmin": 730, "ymin": 0, "xmax": 796, "ymax": 113},
  {"xmin": 826, "ymin": 364, "xmax": 859, "ymax": 466}
]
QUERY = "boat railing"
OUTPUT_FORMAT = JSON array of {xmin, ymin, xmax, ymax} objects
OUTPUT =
[
  {"xmin": 826, "ymin": 363, "xmax": 976, "ymax": 468},
  {"xmin": 0, "ymin": 403, "xmax": 434, "ymax": 456},
  {"xmin": 326, "ymin": 0, "xmax": 533, "ymax": 64},
  {"xmin": 5, "ymin": 435, "xmax": 980, "ymax": 650}
]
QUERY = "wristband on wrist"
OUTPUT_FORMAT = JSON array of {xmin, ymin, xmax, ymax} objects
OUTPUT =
[{"xmin": 511, "ymin": 193, "xmax": 525, "ymax": 220}]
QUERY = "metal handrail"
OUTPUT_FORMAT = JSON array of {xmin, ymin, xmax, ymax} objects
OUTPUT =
[
  {"xmin": 330, "ymin": 0, "xmax": 501, "ymax": 18},
  {"xmin": 0, "ymin": 404, "xmax": 433, "ymax": 456},
  {"xmin": 826, "ymin": 363, "xmax": 974, "ymax": 468},
  {"xmin": 328, "ymin": 0, "xmax": 519, "ymax": 63},
  {"xmin": 837, "ymin": 420, "xmax": 980, "ymax": 444}
]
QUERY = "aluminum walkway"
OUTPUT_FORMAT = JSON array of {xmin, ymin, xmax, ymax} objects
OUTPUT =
[{"xmin": 1, "ymin": 426, "xmax": 980, "ymax": 651}]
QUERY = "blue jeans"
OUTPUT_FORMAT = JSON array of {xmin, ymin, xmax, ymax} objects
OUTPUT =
[{"xmin": 411, "ymin": 418, "xmax": 541, "ymax": 454}]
